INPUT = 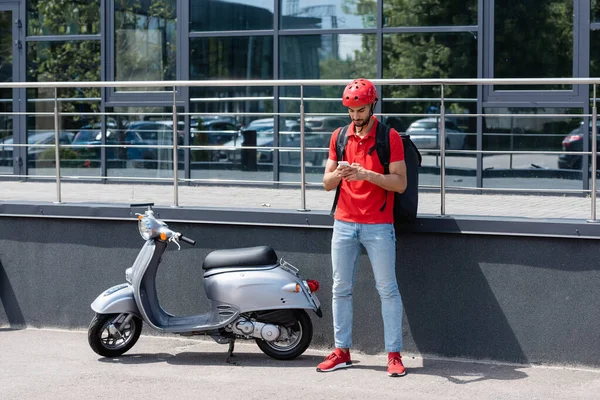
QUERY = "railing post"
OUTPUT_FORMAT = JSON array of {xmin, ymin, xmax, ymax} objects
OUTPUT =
[
  {"xmin": 440, "ymin": 84, "xmax": 446, "ymax": 216},
  {"xmin": 590, "ymin": 84, "xmax": 598, "ymax": 222},
  {"xmin": 53, "ymin": 87, "xmax": 62, "ymax": 203},
  {"xmin": 172, "ymin": 86, "xmax": 179, "ymax": 207},
  {"xmin": 298, "ymin": 84, "xmax": 309, "ymax": 211}
]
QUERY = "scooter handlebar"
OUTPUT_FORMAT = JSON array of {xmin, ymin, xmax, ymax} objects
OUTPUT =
[{"xmin": 179, "ymin": 235, "xmax": 196, "ymax": 246}]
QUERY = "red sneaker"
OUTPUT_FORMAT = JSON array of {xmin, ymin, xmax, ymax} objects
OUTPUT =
[
  {"xmin": 387, "ymin": 352, "xmax": 407, "ymax": 377},
  {"xmin": 316, "ymin": 348, "xmax": 352, "ymax": 372}
]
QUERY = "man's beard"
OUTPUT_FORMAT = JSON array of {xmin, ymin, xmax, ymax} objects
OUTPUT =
[{"xmin": 353, "ymin": 119, "xmax": 368, "ymax": 130}]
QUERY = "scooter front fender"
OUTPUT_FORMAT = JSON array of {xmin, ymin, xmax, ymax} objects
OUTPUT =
[{"xmin": 91, "ymin": 283, "xmax": 140, "ymax": 317}]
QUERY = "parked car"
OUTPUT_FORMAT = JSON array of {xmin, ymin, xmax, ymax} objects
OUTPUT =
[
  {"xmin": 0, "ymin": 135, "xmax": 13, "ymax": 166},
  {"xmin": 0, "ymin": 130, "xmax": 76, "ymax": 165},
  {"xmin": 558, "ymin": 120, "xmax": 600, "ymax": 170},
  {"xmin": 218, "ymin": 118, "xmax": 317, "ymax": 165},
  {"xmin": 72, "ymin": 122, "xmax": 123, "ymax": 164},
  {"xmin": 190, "ymin": 117, "xmax": 241, "ymax": 162},
  {"xmin": 304, "ymin": 116, "xmax": 349, "ymax": 165},
  {"xmin": 124, "ymin": 121, "xmax": 184, "ymax": 168},
  {"xmin": 191, "ymin": 115, "xmax": 240, "ymax": 130},
  {"xmin": 304, "ymin": 116, "xmax": 349, "ymax": 133},
  {"xmin": 191, "ymin": 117, "xmax": 240, "ymax": 145},
  {"xmin": 404, "ymin": 117, "xmax": 466, "ymax": 150}
]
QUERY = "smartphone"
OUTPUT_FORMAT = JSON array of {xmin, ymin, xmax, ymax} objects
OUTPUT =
[{"xmin": 337, "ymin": 161, "xmax": 351, "ymax": 167}]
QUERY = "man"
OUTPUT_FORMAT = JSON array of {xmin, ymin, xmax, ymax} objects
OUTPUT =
[{"xmin": 317, "ymin": 78, "xmax": 408, "ymax": 377}]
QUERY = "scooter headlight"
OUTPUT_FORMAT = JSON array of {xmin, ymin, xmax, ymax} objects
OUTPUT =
[{"xmin": 138, "ymin": 216, "xmax": 153, "ymax": 240}]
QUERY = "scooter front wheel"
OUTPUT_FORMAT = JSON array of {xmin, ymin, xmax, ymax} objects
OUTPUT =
[
  {"xmin": 88, "ymin": 313, "xmax": 142, "ymax": 357},
  {"xmin": 255, "ymin": 309, "xmax": 313, "ymax": 360}
]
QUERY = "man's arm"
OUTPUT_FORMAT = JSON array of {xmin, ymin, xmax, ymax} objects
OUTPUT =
[{"xmin": 323, "ymin": 158, "xmax": 344, "ymax": 192}]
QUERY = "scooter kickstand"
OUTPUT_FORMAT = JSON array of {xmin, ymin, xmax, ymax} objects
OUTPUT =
[{"xmin": 226, "ymin": 340, "xmax": 238, "ymax": 365}]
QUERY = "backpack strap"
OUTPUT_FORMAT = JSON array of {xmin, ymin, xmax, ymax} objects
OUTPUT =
[
  {"xmin": 367, "ymin": 122, "xmax": 391, "ymax": 212},
  {"xmin": 330, "ymin": 125, "xmax": 349, "ymax": 216}
]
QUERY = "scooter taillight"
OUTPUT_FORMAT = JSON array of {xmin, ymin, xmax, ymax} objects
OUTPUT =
[{"xmin": 307, "ymin": 280, "xmax": 320, "ymax": 293}]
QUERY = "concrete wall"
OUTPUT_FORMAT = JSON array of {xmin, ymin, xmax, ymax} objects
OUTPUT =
[{"xmin": 2, "ymin": 214, "xmax": 600, "ymax": 367}]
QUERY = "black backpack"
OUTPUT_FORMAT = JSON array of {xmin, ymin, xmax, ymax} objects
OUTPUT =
[{"xmin": 330, "ymin": 122, "xmax": 422, "ymax": 226}]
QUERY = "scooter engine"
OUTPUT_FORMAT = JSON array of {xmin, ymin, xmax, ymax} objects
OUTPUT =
[{"xmin": 231, "ymin": 318, "xmax": 280, "ymax": 342}]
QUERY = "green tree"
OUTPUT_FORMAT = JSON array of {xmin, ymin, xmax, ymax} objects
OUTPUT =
[
  {"xmin": 115, "ymin": 0, "xmax": 177, "ymax": 89},
  {"xmin": 27, "ymin": 0, "xmax": 102, "ymax": 130}
]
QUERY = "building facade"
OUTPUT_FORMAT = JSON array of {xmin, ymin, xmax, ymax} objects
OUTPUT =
[{"xmin": 1, "ymin": 0, "xmax": 600, "ymax": 193}]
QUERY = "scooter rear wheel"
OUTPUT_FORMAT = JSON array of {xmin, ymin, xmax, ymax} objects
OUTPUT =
[
  {"xmin": 255, "ymin": 309, "xmax": 313, "ymax": 360},
  {"xmin": 88, "ymin": 313, "xmax": 142, "ymax": 358}
]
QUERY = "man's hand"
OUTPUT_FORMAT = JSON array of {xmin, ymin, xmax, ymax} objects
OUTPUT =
[
  {"xmin": 341, "ymin": 163, "xmax": 366, "ymax": 182},
  {"xmin": 339, "ymin": 162, "xmax": 406, "ymax": 193}
]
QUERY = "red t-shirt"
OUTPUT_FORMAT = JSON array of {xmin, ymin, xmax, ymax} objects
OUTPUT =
[{"xmin": 329, "ymin": 118, "xmax": 405, "ymax": 224}]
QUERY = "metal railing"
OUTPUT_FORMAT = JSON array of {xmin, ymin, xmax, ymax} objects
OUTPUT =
[{"xmin": 0, "ymin": 78, "xmax": 599, "ymax": 220}]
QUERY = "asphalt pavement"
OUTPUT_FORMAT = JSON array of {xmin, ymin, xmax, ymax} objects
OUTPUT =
[
  {"xmin": 3, "ymin": 159, "xmax": 600, "ymax": 399},
  {"xmin": 1, "ymin": 328, "xmax": 599, "ymax": 400}
]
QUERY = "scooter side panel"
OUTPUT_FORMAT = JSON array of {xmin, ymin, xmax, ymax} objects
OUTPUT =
[
  {"xmin": 91, "ymin": 283, "xmax": 140, "ymax": 316},
  {"xmin": 204, "ymin": 267, "xmax": 317, "ymax": 313}
]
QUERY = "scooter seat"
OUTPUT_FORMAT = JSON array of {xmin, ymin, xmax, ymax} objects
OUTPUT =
[{"xmin": 202, "ymin": 245, "xmax": 278, "ymax": 270}]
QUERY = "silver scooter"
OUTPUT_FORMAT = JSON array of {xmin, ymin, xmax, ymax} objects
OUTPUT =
[{"xmin": 88, "ymin": 204, "xmax": 322, "ymax": 361}]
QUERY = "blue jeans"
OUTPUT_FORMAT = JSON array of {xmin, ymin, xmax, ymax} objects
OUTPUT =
[{"xmin": 331, "ymin": 220, "xmax": 403, "ymax": 352}]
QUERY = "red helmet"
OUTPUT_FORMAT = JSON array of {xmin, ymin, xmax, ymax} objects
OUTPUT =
[{"xmin": 342, "ymin": 78, "xmax": 378, "ymax": 107}]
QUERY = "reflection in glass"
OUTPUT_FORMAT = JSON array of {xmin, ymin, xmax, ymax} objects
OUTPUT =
[
  {"xmin": 382, "ymin": 32, "xmax": 477, "ymax": 147},
  {"xmin": 383, "ymin": 0, "xmax": 477, "ymax": 27},
  {"xmin": 190, "ymin": 36, "xmax": 273, "ymax": 80},
  {"xmin": 494, "ymin": 0, "xmax": 572, "ymax": 90},
  {"xmin": 420, "ymin": 155, "xmax": 477, "ymax": 193},
  {"xmin": 280, "ymin": 33, "xmax": 375, "ymax": 169},
  {"xmin": 280, "ymin": 34, "xmax": 376, "ymax": 113},
  {"xmin": 589, "ymin": 31, "xmax": 600, "ymax": 96},
  {"xmin": 115, "ymin": 0, "xmax": 176, "ymax": 90},
  {"xmin": 27, "ymin": 0, "xmax": 100, "ymax": 35},
  {"xmin": 0, "ymin": 10, "xmax": 13, "ymax": 171},
  {"xmin": 27, "ymin": 41, "xmax": 101, "ymax": 90},
  {"xmin": 26, "ymin": 40, "xmax": 101, "ymax": 173},
  {"xmin": 190, "ymin": 0, "xmax": 273, "ymax": 31},
  {"xmin": 592, "ymin": 0, "xmax": 600, "ymax": 23},
  {"xmin": 281, "ymin": 0, "xmax": 375, "ymax": 29},
  {"xmin": 483, "ymin": 108, "xmax": 581, "ymax": 153},
  {"xmin": 190, "ymin": 36, "xmax": 274, "ymax": 132},
  {"xmin": 26, "ymin": 129, "xmax": 79, "ymax": 172},
  {"xmin": 105, "ymin": 107, "xmax": 184, "ymax": 178},
  {"xmin": 482, "ymin": 107, "xmax": 583, "ymax": 190}
]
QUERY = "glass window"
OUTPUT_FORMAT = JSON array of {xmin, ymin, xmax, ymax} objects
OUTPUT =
[
  {"xmin": 382, "ymin": 32, "xmax": 477, "ymax": 137},
  {"xmin": 592, "ymin": 0, "xmax": 600, "ymax": 23},
  {"xmin": 280, "ymin": 33, "xmax": 376, "ymax": 114},
  {"xmin": 0, "ymin": 10, "xmax": 13, "ymax": 171},
  {"xmin": 27, "ymin": 41, "xmax": 101, "ymax": 128},
  {"xmin": 27, "ymin": 41, "xmax": 101, "ymax": 100},
  {"xmin": 383, "ymin": 0, "xmax": 477, "ymax": 27},
  {"xmin": 483, "ymin": 109, "xmax": 581, "ymax": 153},
  {"xmin": 482, "ymin": 108, "xmax": 583, "ymax": 190},
  {"xmin": 494, "ymin": 0, "xmax": 573, "ymax": 90},
  {"xmin": 590, "ymin": 30, "xmax": 600, "ymax": 80},
  {"xmin": 27, "ymin": 0, "xmax": 100, "ymax": 36},
  {"xmin": 482, "ymin": 108, "xmax": 581, "ymax": 153},
  {"xmin": 279, "ymin": 34, "xmax": 377, "ymax": 170},
  {"xmin": 190, "ymin": 36, "xmax": 274, "ymax": 125},
  {"xmin": 280, "ymin": 0, "xmax": 375, "ymax": 29},
  {"xmin": 105, "ymin": 106, "xmax": 184, "ymax": 177},
  {"xmin": 26, "ymin": 41, "xmax": 101, "ymax": 173},
  {"xmin": 190, "ymin": 0, "xmax": 273, "ymax": 31},
  {"xmin": 280, "ymin": 33, "xmax": 375, "ymax": 169},
  {"xmin": 190, "ymin": 36, "xmax": 273, "ymax": 80},
  {"xmin": 115, "ymin": 0, "xmax": 176, "ymax": 91}
]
